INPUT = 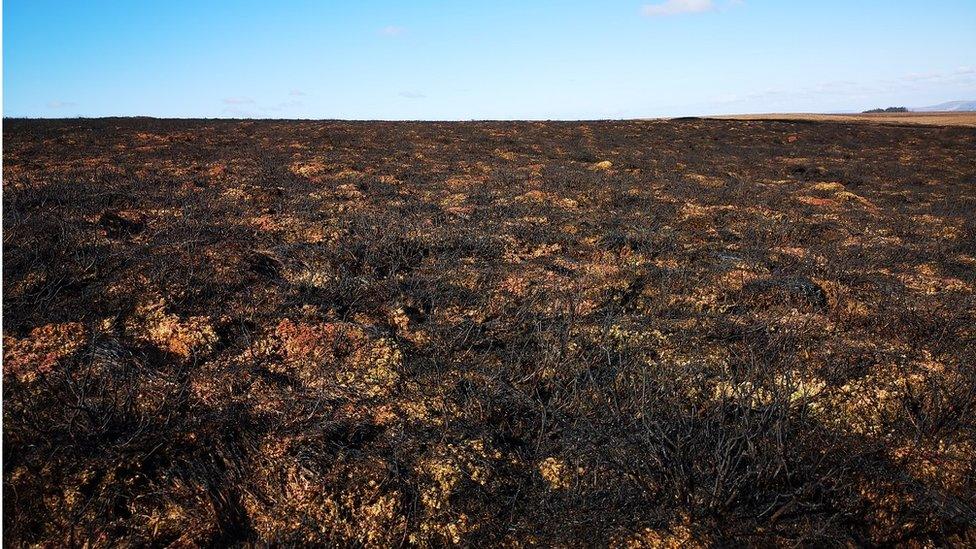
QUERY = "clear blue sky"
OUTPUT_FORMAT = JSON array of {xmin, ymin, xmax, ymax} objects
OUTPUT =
[{"xmin": 4, "ymin": 0, "xmax": 975, "ymax": 119}]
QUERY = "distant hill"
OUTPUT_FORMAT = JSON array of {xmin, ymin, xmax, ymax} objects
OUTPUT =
[{"xmin": 912, "ymin": 100, "xmax": 976, "ymax": 112}]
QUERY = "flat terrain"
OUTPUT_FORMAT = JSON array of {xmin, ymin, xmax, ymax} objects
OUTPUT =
[
  {"xmin": 4, "ymin": 118, "xmax": 976, "ymax": 546},
  {"xmin": 711, "ymin": 111, "xmax": 976, "ymax": 127}
]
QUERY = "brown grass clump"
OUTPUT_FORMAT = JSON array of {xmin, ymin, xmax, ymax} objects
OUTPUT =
[{"xmin": 3, "ymin": 117, "xmax": 975, "ymax": 546}]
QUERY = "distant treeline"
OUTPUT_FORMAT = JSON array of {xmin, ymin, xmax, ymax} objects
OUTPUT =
[{"xmin": 862, "ymin": 107, "xmax": 909, "ymax": 113}]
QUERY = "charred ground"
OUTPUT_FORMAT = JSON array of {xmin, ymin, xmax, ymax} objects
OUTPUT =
[{"xmin": 3, "ymin": 118, "xmax": 976, "ymax": 546}]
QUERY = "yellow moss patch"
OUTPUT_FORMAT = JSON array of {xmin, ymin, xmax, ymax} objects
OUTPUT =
[
  {"xmin": 377, "ymin": 174, "xmax": 402, "ymax": 185},
  {"xmin": 714, "ymin": 373, "xmax": 826, "ymax": 408},
  {"xmin": 894, "ymin": 439, "xmax": 974, "ymax": 492},
  {"xmin": 818, "ymin": 371, "xmax": 922, "ymax": 437},
  {"xmin": 440, "ymin": 193, "xmax": 473, "ymax": 217},
  {"xmin": 538, "ymin": 457, "xmax": 571, "ymax": 490},
  {"xmin": 616, "ymin": 519, "xmax": 705, "ymax": 548},
  {"xmin": 773, "ymin": 246, "xmax": 808, "ymax": 259},
  {"xmin": 335, "ymin": 183, "xmax": 364, "ymax": 200},
  {"xmin": 126, "ymin": 301, "xmax": 217, "ymax": 358},
  {"xmin": 716, "ymin": 268, "xmax": 761, "ymax": 291},
  {"xmin": 415, "ymin": 439, "xmax": 500, "ymax": 544},
  {"xmin": 493, "ymin": 148, "xmax": 517, "ymax": 161},
  {"xmin": 686, "ymin": 172, "xmax": 724, "ymax": 187},
  {"xmin": 244, "ymin": 455, "xmax": 406, "ymax": 546},
  {"xmin": 809, "ymin": 181, "xmax": 846, "ymax": 193}
]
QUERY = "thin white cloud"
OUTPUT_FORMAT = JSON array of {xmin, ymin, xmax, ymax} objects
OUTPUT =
[
  {"xmin": 47, "ymin": 100, "xmax": 76, "ymax": 109},
  {"xmin": 261, "ymin": 101, "xmax": 304, "ymax": 113},
  {"xmin": 380, "ymin": 25, "xmax": 405, "ymax": 37},
  {"xmin": 399, "ymin": 91, "xmax": 426, "ymax": 99},
  {"xmin": 699, "ymin": 68, "xmax": 974, "ymax": 114},
  {"xmin": 896, "ymin": 67, "xmax": 976, "ymax": 86},
  {"xmin": 902, "ymin": 71, "xmax": 941, "ymax": 82},
  {"xmin": 642, "ymin": 0, "xmax": 715, "ymax": 17},
  {"xmin": 289, "ymin": 89, "xmax": 306, "ymax": 96},
  {"xmin": 222, "ymin": 97, "xmax": 255, "ymax": 105},
  {"xmin": 222, "ymin": 106, "xmax": 256, "ymax": 117}
]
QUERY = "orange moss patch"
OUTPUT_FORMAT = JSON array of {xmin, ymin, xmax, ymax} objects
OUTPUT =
[
  {"xmin": 796, "ymin": 196, "xmax": 839, "ymax": 208},
  {"xmin": 207, "ymin": 162, "xmax": 227, "ymax": 179},
  {"xmin": 268, "ymin": 319, "xmax": 401, "ymax": 397},
  {"xmin": 289, "ymin": 160, "xmax": 333, "ymax": 181},
  {"xmin": 3, "ymin": 323, "xmax": 87, "ymax": 382},
  {"xmin": 514, "ymin": 190, "xmax": 579, "ymax": 209}
]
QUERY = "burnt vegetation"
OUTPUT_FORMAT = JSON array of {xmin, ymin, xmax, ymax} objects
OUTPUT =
[{"xmin": 3, "ymin": 118, "xmax": 976, "ymax": 546}]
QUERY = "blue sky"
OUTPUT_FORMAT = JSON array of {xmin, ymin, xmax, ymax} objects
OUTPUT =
[{"xmin": 4, "ymin": 0, "xmax": 975, "ymax": 119}]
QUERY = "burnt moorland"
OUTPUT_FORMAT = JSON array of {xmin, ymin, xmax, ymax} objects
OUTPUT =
[{"xmin": 3, "ymin": 118, "xmax": 976, "ymax": 545}]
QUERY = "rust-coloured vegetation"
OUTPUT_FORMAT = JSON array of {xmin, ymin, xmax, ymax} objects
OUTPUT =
[{"xmin": 3, "ymin": 118, "xmax": 975, "ymax": 545}]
